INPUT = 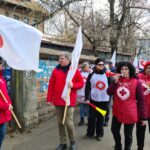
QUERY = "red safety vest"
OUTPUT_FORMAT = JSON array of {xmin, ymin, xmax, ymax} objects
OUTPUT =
[
  {"xmin": 138, "ymin": 73, "xmax": 150, "ymax": 118},
  {"xmin": 113, "ymin": 78, "xmax": 138, "ymax": 124}
]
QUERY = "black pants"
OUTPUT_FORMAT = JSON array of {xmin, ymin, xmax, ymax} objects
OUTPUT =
[
  {"xmin": 136, "ymin": 122, "xmax": 146, "ymax": 150},
  {"xmin": 148, "ymin": 118, "xmax": 150, "ymax": 133},
  {"xmin": 136, "ymin": 118, "xmax": 150, "ymax": 150},
  {"xmin": 111, "ymin": 116, "xmax": 134, "ymax": 150},
  {"xmin": 105, "ymin": 96, "xmax": 112, "ymax": 123},
  {"xmin": 86, "ymin": 100, "xmax": 108, "ymax": 137}
]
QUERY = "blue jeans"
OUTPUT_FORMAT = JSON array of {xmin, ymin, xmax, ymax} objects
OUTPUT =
[
  {"xmin": 0, "ymin": 123, "xmax": 6, "ymax": 150},
  {"xmin": 79, "ymin": 103, "xmax": 89, "ymax": 118}
]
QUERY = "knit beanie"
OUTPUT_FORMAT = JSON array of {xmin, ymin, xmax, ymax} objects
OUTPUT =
[{"xmin": 144, "ymin": 61, "xmax": 150, "ymax": 71}]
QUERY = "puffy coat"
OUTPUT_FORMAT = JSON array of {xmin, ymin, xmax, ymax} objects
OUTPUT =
[
  {"xmin": 0, "ymin": 72, "xmax": 12, "ymax": 124},
  {"xmin": 47, "ymin": 66, "xmax": 84, "ymax": 107},
  {"xmin": 138, "ymin": 73, "xmax": 150, "ymax": 117}
]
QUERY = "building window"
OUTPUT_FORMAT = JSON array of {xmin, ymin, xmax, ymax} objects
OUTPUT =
[
  {"xmin": 13, "ymin": 15, "xmax": 19, "ymax": 20},
  {"xmin": 23, "ymin": 17, "xmax": 29, "ymax": 24},
  {"xmin": 5, "ymin": 12, "xmax": 9, "ymax": 17}
]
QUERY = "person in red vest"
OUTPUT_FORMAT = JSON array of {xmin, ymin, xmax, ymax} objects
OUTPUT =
[
  {"xmin": 136, "ymin": 61, "xmax": 150, "ymax": 150},
  {"xmin": 107, "ymin": 61, "xmax": 147, "ymax": 150},
  {"xmin": 47, "ymin": 52, "xmax": 83, "ymax": 150},
  {"xmin": 0, "ymin": 57, "xmax": 12, "ymax": 149}
]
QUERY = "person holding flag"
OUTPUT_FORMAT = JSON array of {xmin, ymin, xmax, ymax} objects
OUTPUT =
[
  {"xmin": 47, "ymin": 52, "xmax": 83, "ymax": 150},
  {"xmin": 0, "ymin": 57, "xmax": 13, "ymax": 149}
]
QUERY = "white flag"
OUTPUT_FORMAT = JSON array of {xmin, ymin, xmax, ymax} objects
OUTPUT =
[
  {"xmin": 0, "ymin": 15, "xmax": 43, "ymax": 72},
  {"xmin": 110, "ymin": 50, "xmax": 116, "ymax": 66},
  {"xmin": 61, "ymin": 26, "xmax": 83, "ymax": 106},
  {"xmin": 133, "ymin": 55, "xmax": 138, "ymax": 68}
]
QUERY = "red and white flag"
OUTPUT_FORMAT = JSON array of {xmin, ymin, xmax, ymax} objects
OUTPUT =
[
  {"xmin": 0, "ymin": 15, "xmax": 43, "ymax": 72},
  {"xmin": 61, "ymin": 26, "xmax": 83, "ymax": 106}
]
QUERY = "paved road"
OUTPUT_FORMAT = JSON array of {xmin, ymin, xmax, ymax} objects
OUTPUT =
[{"xmin": 2, "ymin": 110, "xmax": 150, "ymax": 150}]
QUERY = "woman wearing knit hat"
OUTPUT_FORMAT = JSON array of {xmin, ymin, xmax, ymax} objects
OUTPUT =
[{"xmin": 136, "ymin": 61, "xmax": 150, "ymax": 150}]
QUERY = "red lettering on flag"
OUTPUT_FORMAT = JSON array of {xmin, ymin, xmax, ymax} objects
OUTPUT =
[{"xmin": 0, "ymin": 35, "xmax": 3, "ymax": 48}]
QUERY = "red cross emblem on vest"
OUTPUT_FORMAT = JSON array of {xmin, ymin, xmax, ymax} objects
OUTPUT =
[
  {"xmin": 0, "ymin": 35, "xmax": 3, "ymax": 48},
  {"xmin": 96, "ymin": 81, "xmax": 106, "ymax": 91},
  {"xmin": 117, "ymin": 86, "xmax": 130, "ymax": 100}
]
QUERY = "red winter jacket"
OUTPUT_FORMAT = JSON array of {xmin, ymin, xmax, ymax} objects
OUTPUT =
[
  {"xmin": 47, "ymin": 66, "xmax": 84, "ymax": 107},
  {"xmin": 0, "ymin": 72, "xmax": 12, "ymax": 124},
  {"xmin": 138, "ymin": 73, "xmax": 150, "ymax": 118}
]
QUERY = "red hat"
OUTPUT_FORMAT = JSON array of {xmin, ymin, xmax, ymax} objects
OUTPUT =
[{"xmin": 144, "ymin": 61, "xmax": 150, "ymax": 71}]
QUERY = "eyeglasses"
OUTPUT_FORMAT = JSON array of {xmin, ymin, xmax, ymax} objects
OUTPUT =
[{"xmin": 97, "ymin": 64, "xmax": 104, "ymax": 66}]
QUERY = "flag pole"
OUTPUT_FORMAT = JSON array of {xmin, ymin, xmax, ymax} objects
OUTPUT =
[
  {"xmin": 61, "ymin": 26, "xmax": 83, "ymax": 124},
  {"xmin": 62, "ymin": 88, "xmax": 71, "ymax": 124},
  {"xmin": 0, "ymin": 90, "xmax": 21, "ymax": 128}
]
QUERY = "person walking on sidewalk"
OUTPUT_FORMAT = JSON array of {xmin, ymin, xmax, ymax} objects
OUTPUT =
[
  {"xmin": 136, "ymin": 61, "xmax": 150, "ymax": 150},
  {"xmin": 0, "ymin": 57, "xmax": 13, "ymax": 150},
  {"xmin": 47, "ymin": 52, "xmax": 83, "ymax": 150},
  {"xmin": 77, "ymin": 62, "xmax": 90, "ymax": 126},
  {"xmin": 107, "ymin": 61, "xmax": 147, "ymax": 150},
  {"xmin": 84, "ymin": 58, "xmax": 110, "ymax": 141}
]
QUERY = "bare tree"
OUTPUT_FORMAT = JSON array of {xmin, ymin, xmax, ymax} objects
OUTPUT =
[
  {"xmin": 40, "ymin": 0, "xmax": 150, "ymax": 56},
  {"xmin": 108, "ymin": 0, "xmax": 150, "ymax": 55},
  {"xmin": 33, "ymin": 0, "xmax": 84, "ymax": 26},
  {"xmin": 62, "ymin": 0, "xmax": 110, "ymax": 56}
]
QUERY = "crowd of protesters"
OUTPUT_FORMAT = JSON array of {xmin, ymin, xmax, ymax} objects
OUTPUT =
[
  {"xmin": 1, "ymin": 52, "xmax": 150, "ymax": 150},
  {"xmin": 75, "ymin": 58, "xmax": 149, "ymax": 150}
]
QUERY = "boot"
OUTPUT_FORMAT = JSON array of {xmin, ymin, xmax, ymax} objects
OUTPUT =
[
  {"xmin": 70, "ymin": 141, "xmax": 77, "ymax": 150},
  {"xmin": 56, "ymin": 144, "xmax": 67, "ymax": 150},
  {"xmin": 78, "ymin": 117, "xmax": 84, "ymax": 126}
]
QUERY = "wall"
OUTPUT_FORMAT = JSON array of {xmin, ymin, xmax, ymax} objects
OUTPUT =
[
  {"xmin": 12, "ymin": 58, "xmax": 58, "ymax": 130},
  {"xmin": 36, "ymin": 59, "xmax": 58, "ymax": 122}
]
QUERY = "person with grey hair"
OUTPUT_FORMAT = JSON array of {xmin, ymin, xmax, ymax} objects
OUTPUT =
[
  {"xmin": 47, "ymin": 53, "xmax": 84, "ymax": 150},
  {"xmin": 77, "ymin": 62, "xmax": 90, "ymax": 126}
]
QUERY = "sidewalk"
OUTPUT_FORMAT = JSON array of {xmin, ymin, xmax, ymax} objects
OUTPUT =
[{"xmin": 2, "ymin": 111, "xmax": 150, "ymax": 150}]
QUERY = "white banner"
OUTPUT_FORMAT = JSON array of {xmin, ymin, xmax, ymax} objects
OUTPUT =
[
  {"xmin": 110, "ymin": 50, "xmax": 116, "ymax": 66},
  {"xmin": 0, "ymin": 15, "xmax": 43, "ymax": 72},
  {"xmin": 61, "ymin": 26, "xmax": 83, "ymax": 106}
]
